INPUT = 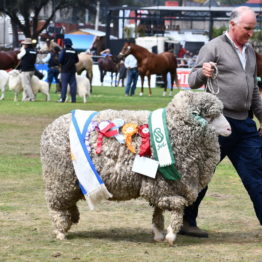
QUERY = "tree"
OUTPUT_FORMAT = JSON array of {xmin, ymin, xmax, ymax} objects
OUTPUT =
[{"xmin": 0, "ymin": 0, "xmax": 95, "ymax": 47}]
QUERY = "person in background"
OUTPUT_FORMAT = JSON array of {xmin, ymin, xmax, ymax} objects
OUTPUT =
[
  {"xmin": 100, "ymin": 48, "xmax": 112, "ymax": 57},
  {"xmin": 124, "ymin": 54, "xmax": 139, "ymax": 96},
  {"xmin": 17, "ymin": 38, "xmax": 37, "ymax": 102},
  {"xmin": 58, "ymin": 38, "xmax": 79, "ymax": 103},
  {"xmin": 178, "ymin": 44, "xmax": 187, "ymax": 58},
  {"xmin": 181, "ymin": 6, "xmax": 262, "ymax": 238},
  {"xmin": 42, "ymin": 46, "xmax": 61, "ymax": 93}
]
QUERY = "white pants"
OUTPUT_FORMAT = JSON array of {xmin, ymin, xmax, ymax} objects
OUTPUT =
[{"xmin": 21, "ymin": 71, "xmax": 35, "ymax": 101}]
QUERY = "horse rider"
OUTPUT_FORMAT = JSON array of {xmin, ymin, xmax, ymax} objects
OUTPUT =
[
  {"xmin": 58, "ymin": 38, "xmax": 79, "ymax": 103},
  {"xmin": 17, "ymin": 38, "xmax": 38, "ymax": 102},
  {"xmin": 100, "ymin": 48, "xmax": 112, "ymax": 57}
]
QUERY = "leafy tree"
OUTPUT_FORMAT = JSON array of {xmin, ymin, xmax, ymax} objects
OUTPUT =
[{"xmin": 0, "ymin": 0, "xmax": 94, "ymax": 47}]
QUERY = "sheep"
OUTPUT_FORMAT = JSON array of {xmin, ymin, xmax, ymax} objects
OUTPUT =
[
  {"xmin": 8, "ymin": 70, "xmax": 50, "ymax": 102},
  {"xmin": 65, "ymin": 74, "xmax": 91, "ymax": 103},
  {"xmin": 40, "ymin": 91, "xmax": 231, "ymax": 245},
  {"xmin": 0, "ymin": 70, "xmax": 9, "ymax": 100}
]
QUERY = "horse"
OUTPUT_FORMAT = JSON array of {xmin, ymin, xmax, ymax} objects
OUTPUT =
[
  {"xmin": 255, "ymin": 52, "xmax": 262, "ymax": 98},
  {"xmin": 0, "ymin": 50, "xmax": 20, "ymax": 70},
  {"xmin": 119, "ymin": 42, "xmax": 179, "ymax": 96},
  {"xmin": 97, "ymin": 55, "xmax": 120, "ymax": 87},
  {"xmin": 75, "ymin": 52, "xmax": 93, "ymax": 92},
  {"xmin": 117, "ymin": 61, "xmax": 127, "ymax": 87},
  {"xmin": 90, "ymin": 36, "xmax": 106, "ymax": 56}
]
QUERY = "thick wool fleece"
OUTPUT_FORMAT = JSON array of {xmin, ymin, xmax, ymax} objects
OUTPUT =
[{"xmin": 40, "ymin": 91, "xmax": 223, "ymax": 240}]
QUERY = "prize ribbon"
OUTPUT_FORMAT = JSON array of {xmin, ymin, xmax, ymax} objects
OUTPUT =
[
  {"xmin": 85, "ymin": 121, "xmax": 98, "ymax": 152},
  {"xmin": 138, "ymin": 124, "xmax": 151, "ymax": 157},
  {"xmin": 122, "ymin": 123, "xmax": 138, "ymax": 153},
  {"xmin": 111, "ymin": 119, "xmax": 125, "ymax": 144},
  {"xmin": 96, "ymin": 121, "xmax": 118, "ymax": 154}
]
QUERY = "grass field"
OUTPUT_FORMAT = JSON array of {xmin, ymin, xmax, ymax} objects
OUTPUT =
[{"xmin": 0, "ymin": 86, "xmax": 262, "ymax": 262}]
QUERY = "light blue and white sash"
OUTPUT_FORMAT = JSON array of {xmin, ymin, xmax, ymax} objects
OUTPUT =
[{"xmin": 69, "ymin": 110, "xmax": 112, "ymax": 210}]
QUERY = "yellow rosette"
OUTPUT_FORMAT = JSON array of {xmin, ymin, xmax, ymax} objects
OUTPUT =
[{"xmin": 122, "ymin": 123, "xmax": 138, "ymax": 153}]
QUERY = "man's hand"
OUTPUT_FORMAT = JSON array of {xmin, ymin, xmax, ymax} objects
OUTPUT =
[
  {"xmin": 259, "ymin": 122, "xmax": 262, "ymax": 136},
  {"xmin": 202, "ymin": 62, "xmax": 216, "ymax": 78}
]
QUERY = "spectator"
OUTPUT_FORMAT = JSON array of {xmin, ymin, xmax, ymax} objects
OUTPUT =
[
  {"xmin": 58, "ymin": 38, "xmax": 79, "ymax": 103},
  {"xmin": 124, "ymin": 54, "xmax": 139, "ymax": 96},
  {"xmin": 178, "ymin": 44, "xmax": 187, "ymax": 58},
  {"xmin": 42, "ymin": 46, "xmax": 61, "ymax": 93},
  {"xmin": 17, "ymin": 38, "xmax": 37, "ymax": 102},
  {"xmin": 100, "ymin": 48, "xmax": 112, "ymax": 57}
]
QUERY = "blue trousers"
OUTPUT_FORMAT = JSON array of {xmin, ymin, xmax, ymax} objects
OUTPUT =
[
  {"xmin": 47, "ymin": 67, "xmax": 60, "ymax": 85},
  {"xmin": 61, "ymin": 72, "xmax": 77, "ymax": 102},
  {"xmin": 125, "ymin": 68, "xmax": 138, "ymax": 96},
  {"xmin": 184, "ymin": 117, "xmax": 262, "ymax": 226}
]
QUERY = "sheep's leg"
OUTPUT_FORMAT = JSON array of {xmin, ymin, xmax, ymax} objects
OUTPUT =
[
  {"xmin": 83, "ymin": 95, "xmax": 86, "ymax": 103},
  {"xmin": 49, "ymin": 205, "xmax": 80, "ymax": 240},
  {"xmin": 0, "ymin": 91, "xmax": 4, "ymax": 100},
  {"xmin": 166, "ymin": 210, "xmax": 183, "ymax": 246},
  {"xmin": 152, "ymin": 206, "xmax": 165, "ymax": 242},
  {"xmin": 156, "ymin": 195, "xmax": 187, "ymax": 245}
]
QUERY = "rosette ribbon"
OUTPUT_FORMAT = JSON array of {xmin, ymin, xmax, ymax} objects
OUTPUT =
[
  {"xmin": 85, "ymin": 121, "xmax": 98, "ymax": 152},
  {"xmin": 111, "ymin": 119, "xmax": 125, "ymax": 144},
  {"xmin": 138, "ymin": 124, "xmax": 151, "ymax": 157},
  {"xmin": 96, "ymin": 121, "xmax": 118, "ymax": 154},
  {"xmin": 122, "ymin": 123, "xmax": 138, "ymax": 153}
]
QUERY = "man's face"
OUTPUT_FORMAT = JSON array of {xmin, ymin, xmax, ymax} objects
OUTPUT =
[{"xmin": 230, "ymin": 12, "xmax": 256, "ymax": 47}]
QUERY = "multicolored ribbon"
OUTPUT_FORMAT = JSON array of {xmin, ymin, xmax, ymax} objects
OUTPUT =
[
  {"xmin": 111, "ymin": 119, "xmax": 125, "ymax": 144},
  {"xmin": 96, "ymin": 121, "xmax": 118, "ymax": 154},
  {"xmin": 138, "ymin": 124, "xmax": 151, "ymax": 157},
  {"xmin": 122, "ymin": 123, "xmax": 138, "ymax": 153},
  {"xmin": 85, "ymin": 121, "xmax": 98, "ymax": 152}
]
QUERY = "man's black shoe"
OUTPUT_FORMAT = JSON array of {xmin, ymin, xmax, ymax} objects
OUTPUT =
[{"xmin": 179, "ymin": 221, "xmax": 209, "ymax": 238}]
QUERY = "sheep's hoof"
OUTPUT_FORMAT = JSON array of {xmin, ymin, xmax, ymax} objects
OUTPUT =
[
  {"xmin": 139, "ymin": 92, "xmax": 143, "ymax": 96},
  {"xmin": 152, "ymin": 224, "xmax": 165, "ymax": 242},
  {"xmin": 162, "ymin": 91, "xmax": 167, "ymax": 96},
  {"xmin": 54, "ymin": 230, "xmax": 66, "ymax": 240},
  {"xmin": 165, "ymin": 226, "xmax": 176, "ymax": 246}
]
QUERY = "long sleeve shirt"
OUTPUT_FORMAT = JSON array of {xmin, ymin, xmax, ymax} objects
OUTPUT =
[{"xmin": 188, "ymin": 34, "xmax": 262, "ymax": 122}]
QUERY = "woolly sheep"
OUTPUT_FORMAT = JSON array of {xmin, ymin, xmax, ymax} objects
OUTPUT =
[
  {"xmin": 0, "ymin": 70, "xmax": 9, "ymax": 100},
  {"xmin": 40, "ymin": 91, "xmax": 231, "ymax": 245},
  {"xmin": 8, "ymin": 70, "xmax": 50, "ymax": 102},
  {"xmin": 65, "ymin": 74, "xmax": 90, "ymax": 103}
]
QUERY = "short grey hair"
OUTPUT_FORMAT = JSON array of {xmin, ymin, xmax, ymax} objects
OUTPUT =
[
  {"xmin": 229, "ymin": 9, "xmax": 240, "ymax": 23},
  {"xmin": 229, "ymin": 6, "xmax": 255, "ymax": 24}
]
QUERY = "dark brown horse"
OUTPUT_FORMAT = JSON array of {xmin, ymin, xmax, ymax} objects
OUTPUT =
[
  {"xmin": 0, "ymin": 50, "xmax": 20, "ymax": 70},
  {"xmin": 255, "ymin": 52, "xmax": 262, "ymax": 98},
  {"xmin": 97, "ymin": 55, "xmax": 120, "ymax": 86},
  {"xmin": 119, "ymin": 42, "xmax": 179, "ymax": 96},
  {"xmin": 90, "ymin": 36, "xmax": 106, "ymax": 56}
]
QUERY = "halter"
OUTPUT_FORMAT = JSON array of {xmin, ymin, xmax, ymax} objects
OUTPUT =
[{"xmin": 205, "ymin": 62, "xmax": 219, "ymax": 95}]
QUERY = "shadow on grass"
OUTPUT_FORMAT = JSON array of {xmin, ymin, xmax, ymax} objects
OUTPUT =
[
  {"xmin": 68, "ymin": 227, "xmax": 153, "ymax": 243},
  {"xmin": 67, "ymin": 227, "xmax": 262, "ymax": 245}
]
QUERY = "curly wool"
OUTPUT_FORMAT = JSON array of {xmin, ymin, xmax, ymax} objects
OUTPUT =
[{"xmin": 40, "ymin": 91, "xmax": 223, "ymax": 242}]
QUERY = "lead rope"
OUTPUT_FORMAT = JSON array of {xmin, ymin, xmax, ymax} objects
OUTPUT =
[{"xmin": 205, "ymin": 62, "xmax": 219, "ymax": 95}]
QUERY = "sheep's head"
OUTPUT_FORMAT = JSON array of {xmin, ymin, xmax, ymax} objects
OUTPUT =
[{"xmin": 170, "ymin": 91, "xmax": 231, "ymax": 137}]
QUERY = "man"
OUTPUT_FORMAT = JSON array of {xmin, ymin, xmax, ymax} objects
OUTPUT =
[
  {"xmin": 17, "ymin": 38, "xmax": 37, "ymax": 102},
  {"xmin": 124, "ymin": 54, "xmax": 138, "ymax": 96},
  {"xmin": 58, "ymin": 38, "xmax": 79, "ymax": 103},
  {"xmin": 43, "ymin": 46, "xmax": 61, "ymax": 93},
  {"xmin": 181, "ymin": 6, "xmax": 262, "ymax": 238}
]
